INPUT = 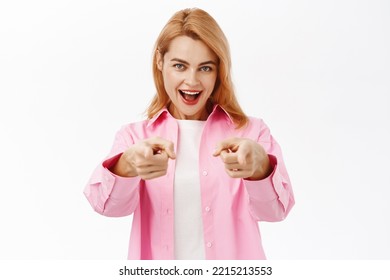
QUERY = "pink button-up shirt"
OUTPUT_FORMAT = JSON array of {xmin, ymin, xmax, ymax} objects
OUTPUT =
[{"xmin": 84, "ymin": 105, "xmax": 294, "ymax": 259}]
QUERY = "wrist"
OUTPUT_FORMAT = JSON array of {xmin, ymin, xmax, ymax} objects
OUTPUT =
[
  {"xmin": 247, "ymin": 155, "xmax": 273, "ymax": 181},
  {"xmin": 110, "ymin": 152, "xmax": 138, "ymax": 177}
]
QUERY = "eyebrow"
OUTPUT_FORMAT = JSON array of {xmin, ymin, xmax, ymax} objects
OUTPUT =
[{"xmin": 170, "ymin": 58, "xmax": 217, "ymax": 66}]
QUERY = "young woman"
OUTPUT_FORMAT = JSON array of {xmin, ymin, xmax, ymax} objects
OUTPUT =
[{"xmin": 84, "ymin": 8, "xmax": 294, "ymax": 260}]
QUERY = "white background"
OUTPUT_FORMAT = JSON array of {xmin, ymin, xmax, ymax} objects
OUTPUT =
[{"xmin": 0, "ymin": 0, "xmax": 389, "ymax": 260}]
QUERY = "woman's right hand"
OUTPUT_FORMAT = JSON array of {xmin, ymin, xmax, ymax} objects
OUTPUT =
[{"xmin": 111, "ymin": 137, "xmax": 176, "ymax": 180}]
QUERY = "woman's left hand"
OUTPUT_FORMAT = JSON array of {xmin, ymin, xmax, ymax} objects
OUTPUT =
[{"xmin": 213, "ymin": 137, "xmax": 273, "ymax": 180}]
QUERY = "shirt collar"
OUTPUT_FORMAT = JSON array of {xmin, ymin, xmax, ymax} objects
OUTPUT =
[
  {"xmin": 146, "ymin": 104, "xmax": 234, "ymax": 127},
  {"xmin": 146, "ymin": 108, "xmax": 170, "ymax": 128},
  {"xmin": 210, "ymin": 104, "xmax": 235, "ymax": 124}
]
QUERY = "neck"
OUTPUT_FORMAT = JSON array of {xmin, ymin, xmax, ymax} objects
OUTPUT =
[{"xmin": 168, "ymin": 103, "xmax": 209, "ymax": 121}]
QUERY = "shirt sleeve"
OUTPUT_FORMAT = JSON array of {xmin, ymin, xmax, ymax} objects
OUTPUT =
[
  {"xmin": 83, "ymin": 126, "xmax": 141, "ymax": 217},
  {"xmin": 243, "ymin": 119, "xmax": 295, "ymax": 222}
]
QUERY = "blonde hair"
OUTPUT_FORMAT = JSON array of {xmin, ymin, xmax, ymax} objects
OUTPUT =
[{"xmin": 147, "ymin": 8, "xmax": 248, "ymax": 128}]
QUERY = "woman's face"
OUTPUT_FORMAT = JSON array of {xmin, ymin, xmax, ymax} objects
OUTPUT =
[{"xmin": 157, "ymin": 36, "xmax": 218, "ymax": 120}]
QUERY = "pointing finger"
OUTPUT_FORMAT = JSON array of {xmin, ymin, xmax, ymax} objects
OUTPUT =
[
  {"xmin": 142, "ymin": 145, "xmax": 153, "ymax": 159},
  {"xmin": 236, "ymin": 147, "xmax": 249, "ymax": 165},
  {"xmin": 162, "ymin": 142, "xmax": 176, "ymax": 159},
  {"xmin": 213, "ymin": 138, "xmax": 238, "ymax": 156},
  {"xmin": 220, "ymin": 150, "xmax": 240, "ymax": 164},
  {"xmin": 147, "ymin": 137, "xmax": 176, "ymax": 160}
]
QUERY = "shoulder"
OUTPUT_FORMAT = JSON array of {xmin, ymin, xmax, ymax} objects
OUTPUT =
[
  {"xmin": 113, "ymin": 119, "xmax": 150, "ymax": 141},
  {"xmin": 245, "ymin": 116, "xmax": 269, "ymax": 131},
  {"xmin": 247, "ymin": 115, "xmax": 265, "ymax": 124},
  {"xmin": 116, "ymin": 114, "xmax": 174, "ymax": 142},
  {"xmin": 118, "ymin": 119, "xmax": 148, "ymax": 131},
  {"xmin": 235, "ymin": 116, "xmax": 274, "ymax": 142}
]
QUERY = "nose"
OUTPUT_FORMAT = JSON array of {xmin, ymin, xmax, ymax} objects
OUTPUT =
[{"xmin": 184, "ymin": 69, "xmax": 200, "ymax": 87}]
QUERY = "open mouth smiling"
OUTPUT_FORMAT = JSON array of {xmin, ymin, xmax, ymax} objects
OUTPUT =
[{"xmin": 179, "ymin": 89, "xmax": 202, "ymax": 102}]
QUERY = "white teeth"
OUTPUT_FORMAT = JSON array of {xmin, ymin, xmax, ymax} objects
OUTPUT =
[{"xmin": 181, "ymin": 90, "xmax": 200, "ymax": 95}]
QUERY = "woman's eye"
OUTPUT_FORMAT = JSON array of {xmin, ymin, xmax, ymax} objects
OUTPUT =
[
  {"xmin": 174, "ymin": 64, "xmax": 185, "ymax": 70},
  {"xmin": 200, "ymin": 66, "xmax": 212, "ymax": 72}
]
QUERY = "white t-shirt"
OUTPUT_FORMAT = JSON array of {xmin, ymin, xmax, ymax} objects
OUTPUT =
[{"xmin": 174, "ymin": 120, "xmax": 206, "ymax": 260}]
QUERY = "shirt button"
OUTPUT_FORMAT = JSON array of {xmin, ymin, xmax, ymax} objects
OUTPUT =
[
  {"xmin": 205, "ymin": 206, "xmax": 211, "ymax": 212},
  {"xmin": 206, "ymin": 242, "xmax": 212, "ymax": 248},
  {"xmin": 202, "ymin": 170, "xmax": 208, "ymax": 176},
  {"xmin": 166, "ymin": 209, "xmax": 171, "ymax": 215}
]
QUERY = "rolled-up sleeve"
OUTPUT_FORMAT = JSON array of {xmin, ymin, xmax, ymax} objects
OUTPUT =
[
  {"xmin": 84, "ymin": 126, "xmax": 142, "ymax": 217},
  {"xmin": 244, "ymin": 120, "xmax": 295, "ymax": 222}
]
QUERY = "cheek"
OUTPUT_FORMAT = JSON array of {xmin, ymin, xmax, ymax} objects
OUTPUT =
[
  {"xmin": 205, "ymin": 74, "xmax": 218, "ymax": 91},
  {"xmin": 164, "ymin": 71, "xmax": 182, "ymax": 89}
]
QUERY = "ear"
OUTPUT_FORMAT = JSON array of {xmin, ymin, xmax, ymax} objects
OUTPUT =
[{"xmin": 156, "ymin": 50, "xmax": 163, "ymax": 71}]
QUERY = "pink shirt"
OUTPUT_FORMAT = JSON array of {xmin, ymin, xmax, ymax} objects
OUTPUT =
[{"xmin": 84, "ymin": 105, "xmax": 294, "ymax": 259}]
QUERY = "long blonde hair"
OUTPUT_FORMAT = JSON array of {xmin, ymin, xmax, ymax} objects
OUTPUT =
[{"xmin": 147, "ymin": 8, "xmax": 248, "ymax": 128}]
